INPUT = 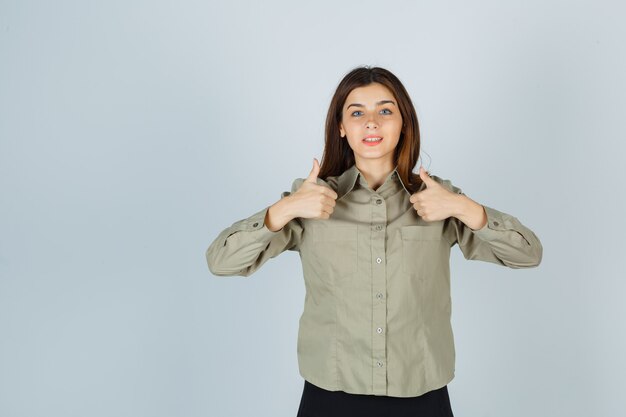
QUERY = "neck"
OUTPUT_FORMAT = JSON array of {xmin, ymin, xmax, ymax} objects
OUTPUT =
[{"xmin": 355, "ymin": 159, "xmax": 396, "ymax": 191}]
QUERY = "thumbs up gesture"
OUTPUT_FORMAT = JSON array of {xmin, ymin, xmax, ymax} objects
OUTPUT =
[
  {"xmin": 409, "ymin": 166, "xmax": 460, "ymax": 222},
  {"xmin": 290, "ymin": 158, "xmax": 338, "ymax": 220}
]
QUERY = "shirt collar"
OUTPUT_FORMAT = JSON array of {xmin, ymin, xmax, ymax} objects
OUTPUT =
[{"xmin": 336, "ymin": 163, "xmax": 413, "ymax": 200}]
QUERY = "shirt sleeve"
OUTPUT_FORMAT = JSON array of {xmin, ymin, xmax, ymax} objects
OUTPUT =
[
  {"xmin": 205, "ymin": 178, "xmax": 304, "ymax": 277},
  {"xmin": 441, "ymin": 178, "xmax": 543, "ymax": 269}
]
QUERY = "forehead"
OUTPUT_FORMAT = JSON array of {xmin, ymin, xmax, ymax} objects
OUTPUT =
[{"xmin": 344, "ymin": 83, "xmax": 396, "ymax": 108}]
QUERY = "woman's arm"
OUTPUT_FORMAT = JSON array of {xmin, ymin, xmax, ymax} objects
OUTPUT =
[
  {"xmin": 205, "ymin": 179, "xmax": 303, "ymax": 277},
  {"xmin": 451, "ymin": 194, "xmax": 488, "ymax": 231},
  {"xmin": 444, "ymin": 180, "xmax": 543, "ymax": 269},
  {"xmin": 264, "ymin": 194, "xmax": 297, "ymax": 232}
]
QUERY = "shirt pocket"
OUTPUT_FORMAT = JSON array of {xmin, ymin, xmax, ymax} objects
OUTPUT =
[
  {"xmin": 310, "ymin": 225, "xmax": 358, "ymax": 281},
  {"xmin": 401, "ymin": 225, "xmax": 443, "ymax": 277}
]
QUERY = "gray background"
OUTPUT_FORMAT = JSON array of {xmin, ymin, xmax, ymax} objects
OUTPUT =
[{"xmin": 1, "ymin": 1, "xmax": 624, "ymax": 416}]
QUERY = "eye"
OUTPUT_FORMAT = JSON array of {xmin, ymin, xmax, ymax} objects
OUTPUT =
[{"xmin": 351, "ymin": 109, "xmax": 393, "ymax": 117}]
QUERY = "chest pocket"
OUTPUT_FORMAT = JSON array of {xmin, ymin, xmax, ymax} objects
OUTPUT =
[
  {"xmin": 401, "ymin": 225, "xmax": 444, "ymax": 277},
  {"xmin": 310, "ymin": 225, "xmax": 358, "ymax": 281}
]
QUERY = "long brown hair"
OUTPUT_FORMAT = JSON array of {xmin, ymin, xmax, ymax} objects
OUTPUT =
[{"xmin": 318, "ymin": 65, "xmax": 424, "ymax": 194}]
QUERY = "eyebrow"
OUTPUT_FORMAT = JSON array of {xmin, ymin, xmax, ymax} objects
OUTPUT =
[{"xmin": 347, "ymin": 100, "xmax": 396, "ymax": 109}]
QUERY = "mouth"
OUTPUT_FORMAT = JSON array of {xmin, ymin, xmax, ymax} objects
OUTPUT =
[{"xmin": 362, "ymin": 136, "xmax": 383, "ymax": 145}]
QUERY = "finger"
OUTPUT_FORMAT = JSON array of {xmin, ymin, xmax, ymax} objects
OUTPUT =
[
  {"xmin": 305, "ymin": 157, "xmax": 320, "ymax": 184},
  {"xmin": 410, "ymin": 191, "xmax": 423, "ymax": 204},
  {"xmin": 320, "ymin": 204, "xmax": 334, "ymax": 217},
  {"xmin": 419, "ymin": 166, "xmax": 437, "ymax": 187},
  {"xmin": 322, "ymin": 195, "xmax": 336, "ymax": 208},
  {"xmin": 321, "ymin": 187, "xmax": 339, "ymax": 200}
]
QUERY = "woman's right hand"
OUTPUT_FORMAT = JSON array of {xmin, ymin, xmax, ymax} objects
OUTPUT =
[{"xmin": 288, "ymin": 158, "xmax": 338, "ymax": 220}]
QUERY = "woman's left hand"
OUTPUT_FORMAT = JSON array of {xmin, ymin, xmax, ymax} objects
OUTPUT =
[{"xmin": 409, "ymin": 166, "xmax": 463, "ymax": 222}]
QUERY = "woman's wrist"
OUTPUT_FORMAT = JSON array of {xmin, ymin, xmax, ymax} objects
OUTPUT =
[
  {"xmin": 453, "ymin": 194, "xmax": 488, "ymax": 230},
  {"xmin": 265, "ymin": 196, "xmax": 296, "ymax": 232}
]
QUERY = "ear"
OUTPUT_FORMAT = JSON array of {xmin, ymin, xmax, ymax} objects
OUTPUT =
[{"xmin": 339, "ymin": 123, "xmax": 345, "ymax": 137}]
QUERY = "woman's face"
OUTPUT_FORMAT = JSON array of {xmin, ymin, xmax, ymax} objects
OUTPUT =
[{"xmin": 339, "ymin": 82, "xmax": 403, "ymax": 168}]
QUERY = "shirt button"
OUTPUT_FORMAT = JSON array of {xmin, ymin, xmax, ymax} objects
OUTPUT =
[
  {"xmin": 377, "ymin": 361, "xmax": 384, "ymax": 367},
  {"xmin": 376, "ymin": 225, "xmax": 383, "ymax": 231},
  {"xmin": 493, "ymin": 221, "xmax": 500, "ymax": 226},
  {"xmin": 377, "ymin": 327, "xmax": 383, "ymax": 334},
  {"xmin": 252, "ymin": 222, "xmax": 259, "ymax": 227},
  {"xmin": 376, "ymin": 199, "xmax": 382, "ymax": 204},
  {"xmin": 376, "ymin": 257, "xmax": 382, "ymax": 264},
  {"xmin": 376, "ymin": 293, "xmax": 384, "ymax": 299}
]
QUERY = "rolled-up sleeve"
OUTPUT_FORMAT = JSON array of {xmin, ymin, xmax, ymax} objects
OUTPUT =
[
  {"xmin": 442, "ymin": 179, "xmax": 543, "ymax": 269},
  {"xmin": 205, "ymin": 179, "xmax": 304, "ymax": 277}
]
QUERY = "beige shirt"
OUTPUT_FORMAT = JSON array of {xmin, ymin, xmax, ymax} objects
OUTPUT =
[{"xmin": 205, "ymin": 163, "xmax": 543, "ymax": 397}]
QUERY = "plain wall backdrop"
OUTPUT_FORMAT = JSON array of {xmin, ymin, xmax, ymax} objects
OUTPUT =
[{"xmin": 1, "ymin": 1, "xmax": 624, "ymax": 416}]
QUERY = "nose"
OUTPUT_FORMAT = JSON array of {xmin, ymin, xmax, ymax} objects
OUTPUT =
[{"xmin": 365, "ymin": 115, "xmax": 379, "ymax": 129}]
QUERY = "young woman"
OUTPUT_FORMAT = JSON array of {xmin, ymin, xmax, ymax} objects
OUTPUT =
[{"xmin": 206, "ymin": 66, "xmax": 543, "ymax": 417}]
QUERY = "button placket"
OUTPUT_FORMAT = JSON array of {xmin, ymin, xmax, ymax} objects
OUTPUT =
[{"xmin": 371, "ymin": 194, "xmax": 388, "ymax": 395}]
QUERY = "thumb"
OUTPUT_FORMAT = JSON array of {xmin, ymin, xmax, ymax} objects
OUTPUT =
[
  {"xmin": 419, "ymin": 166, "xmax": 436, "ymax": 187},
  {"xmin": 305, "ymin": 157, "xmax": 320, "ymax": 183}
]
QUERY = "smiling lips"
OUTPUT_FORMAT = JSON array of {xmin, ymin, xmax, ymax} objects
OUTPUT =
[{"xmin": 363, "ymin": 135, "xmax": 383, "ymax": 146}]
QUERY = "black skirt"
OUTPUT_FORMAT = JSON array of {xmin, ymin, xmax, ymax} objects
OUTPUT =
[{"xmin": 296, "ymin": 379, "xmax": 454, "ymax": 417}]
